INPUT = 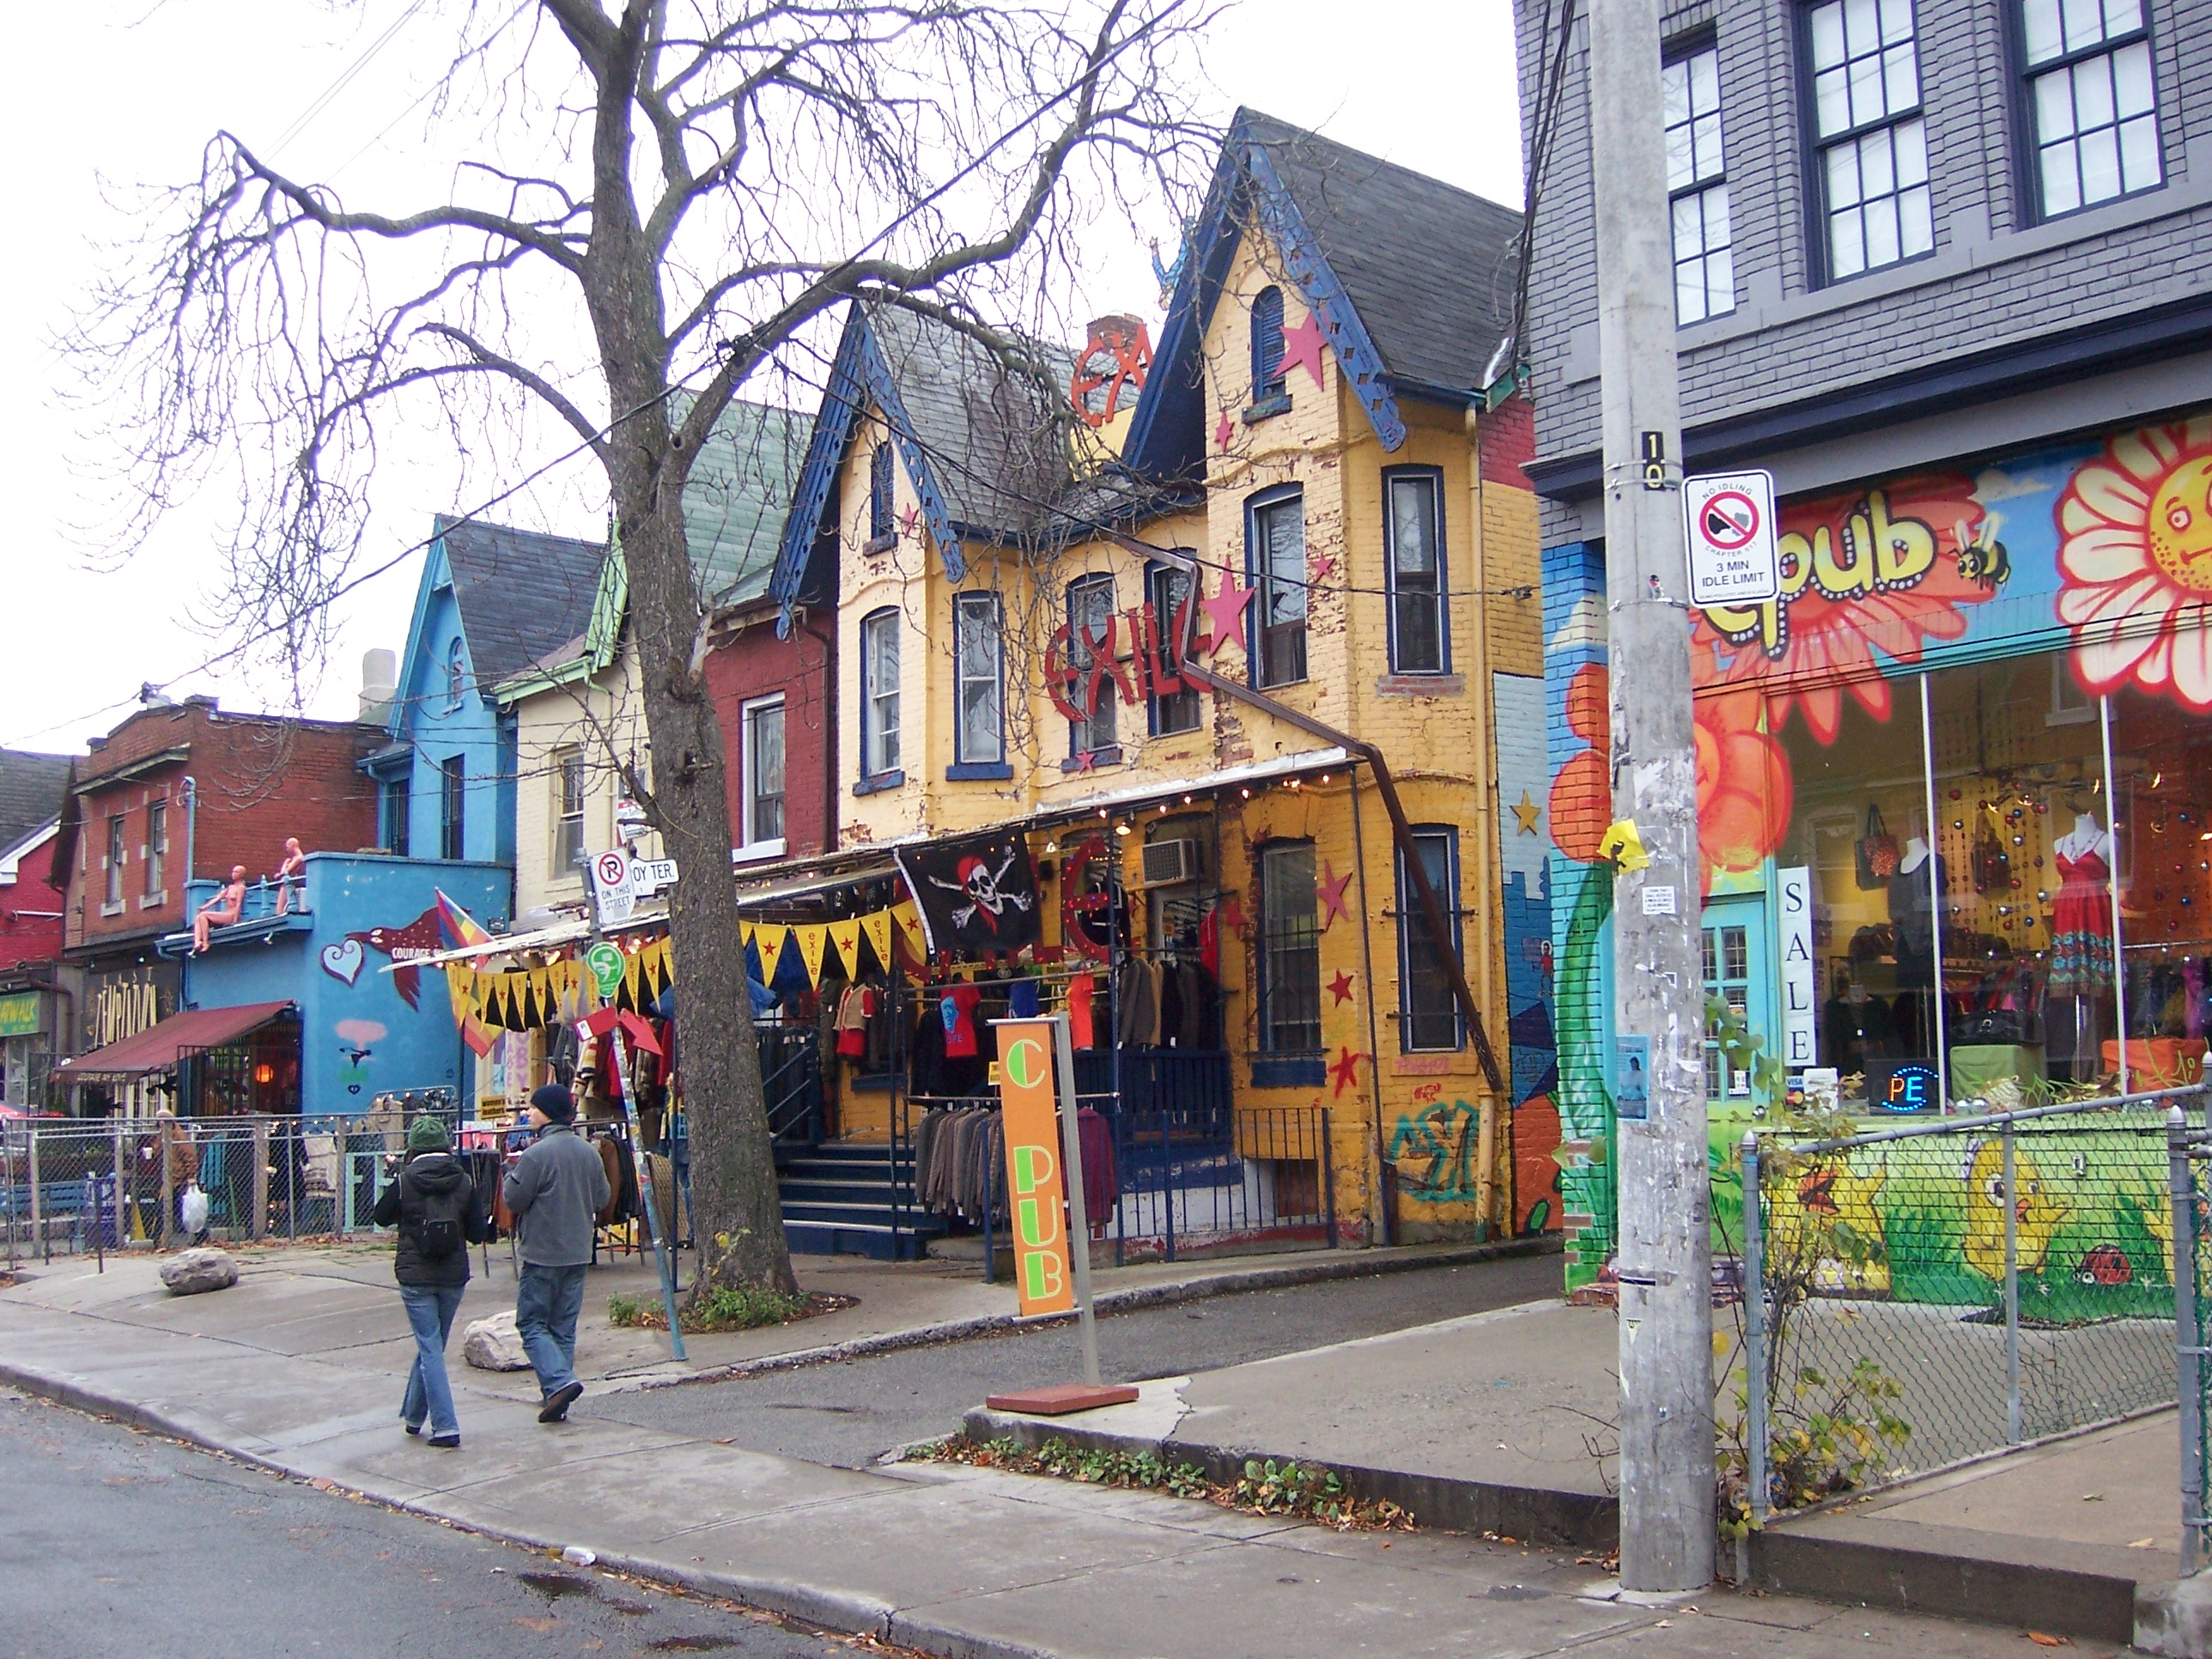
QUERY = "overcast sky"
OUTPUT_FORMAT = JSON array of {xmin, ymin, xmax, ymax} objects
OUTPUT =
[{"xmin": 2, "ymin": 1, "xmax": 1524, "ymax": 757}]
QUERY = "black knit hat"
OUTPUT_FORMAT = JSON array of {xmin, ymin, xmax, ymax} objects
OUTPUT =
[{"xmin": 530, "ymin": 1084, "xmax": 575, "ymax": 1123}]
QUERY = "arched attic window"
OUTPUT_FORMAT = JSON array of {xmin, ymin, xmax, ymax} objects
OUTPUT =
[
  {"xmin": 1250, "ymin": 285, "xmax": 1286, "ymax": 404},
  {"xmin": 868, "ymin": 441, "xmax": 896, "ymax": 544}
]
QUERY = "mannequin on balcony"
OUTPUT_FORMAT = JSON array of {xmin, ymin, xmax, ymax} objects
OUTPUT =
[
  {"xmin": 272, "ymin": 837, "xmax": 307, "ymax": 916},
  {"xmin": 192, "ymin": 866, "xmax": 248, "ymax": 953}
]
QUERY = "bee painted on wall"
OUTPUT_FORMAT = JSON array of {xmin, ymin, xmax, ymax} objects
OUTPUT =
[{"xmin": 1954, "ymin": 515, "xmax": 2012, "ymax": 594}]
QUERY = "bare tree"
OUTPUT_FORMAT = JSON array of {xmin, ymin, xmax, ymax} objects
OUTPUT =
[{"xmin": 77, "ymin": 0, "xmax": 1212, "ymax": 1297}]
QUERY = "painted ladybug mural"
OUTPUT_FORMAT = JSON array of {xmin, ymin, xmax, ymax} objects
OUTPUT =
[{"xmin": 2076, "ymin": 1244, "xmax": 2133, "ymax": 1287}]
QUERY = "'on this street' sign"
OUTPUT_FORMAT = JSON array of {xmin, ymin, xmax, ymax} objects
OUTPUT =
[{"xmin": 1682, "ymin": 469, "xmax": 1780, "ymax": 609}]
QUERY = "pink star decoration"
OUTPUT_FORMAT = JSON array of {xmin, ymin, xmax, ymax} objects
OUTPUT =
[
  {"xmin": 898, "ymin": 503, "xmax": 921, "ymax": 538},
  {"xmin": 1329, "ymin": 1044, "xmax": 1366, "ymax": 1098},
  {"xmin": 1328, "ymin": 970, "xmax": 1355, "ymax": 1006},
  {"xmin": 1213, "ymin": 408, "xmax": 1235, "ymax": 450},
  {"xmin": 1310, "ymin": 554, "xmax": 1338, "ymax": 584},
  {"xmin": 1277, "ymin": 311, "xmax": 1327, "ymax": 388},
  {"xmin": 1199, "ymin": 578, "xmax": 1254, "ymax": 657},
  {"xmin": 1316, "ymin": 862, "xmax": 1354, "ymax": 930}
]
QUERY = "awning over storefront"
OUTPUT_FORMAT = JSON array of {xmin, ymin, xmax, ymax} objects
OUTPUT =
[{"xmin": 52, "ymin": 1000, "xmax": 295, "ymax": 1082}]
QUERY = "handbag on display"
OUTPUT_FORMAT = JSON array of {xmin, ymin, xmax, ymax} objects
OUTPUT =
[{"xmin": 1855, "ymin": 805, "xmax": 1900, "ymax": 890}]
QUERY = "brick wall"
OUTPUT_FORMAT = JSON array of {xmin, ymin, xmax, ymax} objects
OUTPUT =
[
  {"xmin": 704, "ymin": 604, "xmax": 836, "ymax": 862},
  {"xmin": 0, "ymin": 832, "xmax": 64, "ymax": 972}
]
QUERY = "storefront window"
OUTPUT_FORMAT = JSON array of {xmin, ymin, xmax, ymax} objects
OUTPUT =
[{"xmin": 2104, "ymin": 682, "xmax": 2212, "ymax": 1090}]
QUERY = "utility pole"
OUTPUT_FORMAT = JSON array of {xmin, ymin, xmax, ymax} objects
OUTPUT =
[{"xmin": 1588, "ymin": 0, "xmax": 1717, "ymax": 1592}]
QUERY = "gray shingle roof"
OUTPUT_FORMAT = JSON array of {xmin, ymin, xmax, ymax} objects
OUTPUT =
[
  {"xmin": 0, "ymin": 750, "xmax": 70, "ymax": 854},
  {"xmin": 866, "ymin": 306, "xmax": 1082, "ymax": 543},
  {"xmin": 680, "ymin": 399, "xmax": 811, "ymax": 606},
  {"xmin": 1242, "ymin": 110, "xmax": 1523, "ymax": 397},
  {"xmin": 438, "ymin": 518, "xmax": 609, "ymax": 689}
]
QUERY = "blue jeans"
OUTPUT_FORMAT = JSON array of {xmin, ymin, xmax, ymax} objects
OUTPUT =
[
  {"xmin": 515, "ymin": 1263, "xmax": 587, "ymax": 1400},
  {"xmin": 399, "ymin": 1284, "xmax": 466, "ymax": 1437}
]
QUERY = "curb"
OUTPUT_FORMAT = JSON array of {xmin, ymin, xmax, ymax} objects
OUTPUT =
[
  {"xmin": 635, "ymin": 1234, "xmax": 1561, "ymax": 1391},
  {"xmin": 958, "ymin": 1401, "xmax": 1620, "ymax": 1551},
  {"xmin": 0, "ymin": 1355, "xmax": 1091, "ymax": 1659}
]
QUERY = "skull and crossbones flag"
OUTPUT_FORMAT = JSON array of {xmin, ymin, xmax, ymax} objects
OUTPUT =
[{"xmin": 894, "ymin": 832, "xmax": 1042, "ymax": 956}]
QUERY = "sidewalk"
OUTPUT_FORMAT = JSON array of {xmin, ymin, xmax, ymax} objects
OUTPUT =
[{"xmin": 0, "ymin": 1242, "xmax": 2087, "ymax": 1659}]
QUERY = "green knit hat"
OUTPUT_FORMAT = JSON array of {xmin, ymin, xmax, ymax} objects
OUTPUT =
[{"xmin": 406, "ymin": 1115, "xmax": 452, "ymax": 1154}]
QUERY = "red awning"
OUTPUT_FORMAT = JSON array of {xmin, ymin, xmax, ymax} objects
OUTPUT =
[{"xmin": 53, "ymin": 1001, "xmax": 295, "ymax": 1081}]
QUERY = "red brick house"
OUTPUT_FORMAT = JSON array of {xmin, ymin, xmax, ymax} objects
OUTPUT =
[
  {"xmin": 706, "ymin": 592, "xmax": 836, "ymax": 868},
  {"xmin": 50, "ymin": 697, "xmax": 382, "ymax": 1103},
  {"xmin": 0, "ymin": 748, "xmax": 75, "ymax": 1105}
]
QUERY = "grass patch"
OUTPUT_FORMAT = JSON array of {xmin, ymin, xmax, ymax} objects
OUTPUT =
[
  {"xmin": 607, "ymin": 1286, "xmax": 854, "ymax": 1334},
  {"xmin": 917, "ymin": 1435, "xmax": 1413, "ymax": 1531}
]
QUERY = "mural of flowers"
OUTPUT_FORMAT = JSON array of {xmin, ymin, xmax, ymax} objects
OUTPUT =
[
  {"xmin": 1548, "ymin": 665, "xmax": 1791, "ymax": 890},
  {"xmin": 1692, "ymin": 475, "xmax": 1991, "ymax": 744},
  {"xmin": 2057, "ymin": 416, "xmax": 2212, "ymax": 710}
]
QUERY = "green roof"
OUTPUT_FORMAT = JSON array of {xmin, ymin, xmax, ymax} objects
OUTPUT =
[{"xmin": 680, "ymin": 398, "xmax": 811, "ymax": 606}]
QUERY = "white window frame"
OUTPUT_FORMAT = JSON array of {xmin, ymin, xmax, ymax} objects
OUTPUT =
[
  {"xmin": 553, "ymin": 749, "xmax": 586, "ymax": 878},
  {"xmin": 1665, "ymin": 42, "xmax": 1734, "ymax": 324},
  {"xmin": 103, "ymin": 815, "xmax": 125, "ymax": 912},
  {"xmin": 738, "ymin": 694, "xmax": 788, "ymax": 860},
  {"xmin": 143, "ymin": 799, "xmax": 167, "ymax": 903},
  {"xmin": 952, "ymin": 591, "xmax": 1005, "ymax": 765},
  {"xmin": 1807, "ymin": 0, "xmax": 1933, "ymax": 282}
]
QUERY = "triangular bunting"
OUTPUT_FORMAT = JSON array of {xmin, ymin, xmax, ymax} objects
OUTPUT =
[
  {"xmin": 622, "ymin": 947, "xmax": 645, "ymax": 1011},
  {"xmin": 828, "ymin": 916, "xmax": 863, "ymax": 978},
  {"xmin": 860, "ymin": 909, "xmax": 893, "ymax": 973},
  {"xmin": 755, "ymin": 924, "xmax": 790, "ymax": 985},
  {"xmin": 793, "ymin": 923, "xmax": 828, "ymax": 988},
  {"xmin": 891, "ymin": 900, "xmax": 927, "ymax": 961}
]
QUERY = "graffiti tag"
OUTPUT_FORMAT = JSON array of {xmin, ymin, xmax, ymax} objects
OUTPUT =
[{"xmin": 1389, "ymin": 1101, "xmax": 1483, "ymax": 1203}]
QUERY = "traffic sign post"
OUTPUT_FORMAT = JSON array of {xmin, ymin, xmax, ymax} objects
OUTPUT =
[
  {"xmin": 591, "ymin": 848, "xmax": 635, "ymax": 926},
  {"xmin": 1682, "ymin": 469, "xmax": 1781, "ymax": 609}
]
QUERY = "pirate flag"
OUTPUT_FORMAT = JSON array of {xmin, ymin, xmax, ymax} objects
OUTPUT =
[{"xmin": 894, "ymin": 831, "xmax": 1042, "ymax": 957}]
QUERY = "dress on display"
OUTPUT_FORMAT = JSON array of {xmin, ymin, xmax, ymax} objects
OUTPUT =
[{"xmin": 2049, "ymin": 848, "xmax": 2116, "ymax": 994}]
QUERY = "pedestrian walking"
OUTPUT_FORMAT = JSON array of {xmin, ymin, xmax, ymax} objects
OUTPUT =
[
  {"xmin": 502, "ymin": 1085, "xmax": 608, "ymax": 1423},
  {"xmin": 371, "ymin": 1115, "xmax": 487, "ymax": 1449}
]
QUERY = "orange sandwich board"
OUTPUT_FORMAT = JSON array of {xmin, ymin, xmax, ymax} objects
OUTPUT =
[{"xmin": 994, "ymin": 1016, "xmax": 1075, "ymax": 1316}]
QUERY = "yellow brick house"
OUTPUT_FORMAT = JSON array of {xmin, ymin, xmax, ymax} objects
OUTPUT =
[{"xmin": 760, "ymin": 112, "xmax": 1556, "ymax": 1253}]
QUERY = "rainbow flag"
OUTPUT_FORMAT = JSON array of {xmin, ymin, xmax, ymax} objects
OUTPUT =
[{"xmin": 434, "ymin": 889, "xmax": 493, "ymax": 950}]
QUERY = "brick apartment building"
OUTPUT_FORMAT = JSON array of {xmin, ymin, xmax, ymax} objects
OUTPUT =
[
  {"xmin": 0, "ymin": 748, "xmax": 76, "ymax": 1105},
  {"xmin": 50, "ymin": 696, "xmax": 382, "ymax": 1101}
]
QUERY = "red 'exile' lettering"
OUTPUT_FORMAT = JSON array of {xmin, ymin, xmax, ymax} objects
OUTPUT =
[{"xmin": 1046, "ymin": 599, "xmax": 1194, "ymax": 721}]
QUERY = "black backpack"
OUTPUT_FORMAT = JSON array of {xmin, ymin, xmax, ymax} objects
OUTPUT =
[{"xmin": 409, "ymin": 1173, "xmax": 471, "ymax": 1261}]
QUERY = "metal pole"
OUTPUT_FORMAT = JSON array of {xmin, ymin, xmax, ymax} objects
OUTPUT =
[
  {"xmin": 1048, "ymin": 1012, "xmax": 1102, "ymax": 1389},
  {"xmin": 2100, "ymin": 696, "xmax": 2129, "ymax": 1096},
  {"xmin": 2003, "ymin": 1118, "xmax": 2021, "ymax": 1446},
  {"xmin": 1741, "ymin": 1133, "xmax": 1768, "ymax": 1526},
  {"xmin": 2171, "ymin": 1104, "xmax": 2202, "ymax": 1575},
  {"xmin": 1589, "ymin": 0, "xmax": 1717, "ymax": 1590},
  {"xmin": 1917, "ymin": 676, "xmax": 1949, "ymax": 1109},
  {"xmin": 1346, "ymin": 763, "xmax": 1393, "ymax": 1247},
  {"xmin": 29, "ymin": 1129, "xmax": 42, "ymax": 1265}
]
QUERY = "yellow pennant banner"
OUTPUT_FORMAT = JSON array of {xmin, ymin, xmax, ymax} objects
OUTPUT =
[
  {"xmin": 755, "ymin": 924, "xmax": 789, "ymax": 985},
  {"xmin": 793, "ymin": 923, "xmax": 829, "ymax": 988},
  {"xmin": 828, "ymin": 916, "xmax": 863, "ymax": 977},
  {"xmin": 860, "ymin": 910, "xmax": 893, "ymax": 972}
]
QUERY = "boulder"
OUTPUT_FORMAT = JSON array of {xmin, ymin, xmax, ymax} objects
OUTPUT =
[
  {"xmin": 463, "ymin": 1310, "xmax": 531, "ymax": 1371},
  {"xmin": 159, "ymin": 1247, "xmax": 239, "ymax": 1296}
]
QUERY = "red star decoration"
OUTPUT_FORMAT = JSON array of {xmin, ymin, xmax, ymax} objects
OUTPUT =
[
  {"xmin": 1328, "ymin": 970, "xmax": 1355, "ymax": 1006},
  {"xmin": 1310, "ymin": 555, "xmax": 1338, "ymax": 584},
  {"xmin": 1073, "ymin": 749, "xmax": 1098, "ymax": 773},
  {"xmin": 1316, "ymin": 862, "xmax": 1354, "ymax": 930},
  {"xmin": 1329, "ymin": 1044, "xmax": 1366, "ymax": 1098},
  {"xmin": 1213, "ymin": 408, "xmax": 1235, "ymax": 450},
  {"xmin": 1199, "ymin": 579, "xmax": 1254, "ymax": 657},
  {"xmin": 1216, "ymin": 894, "xmax": 1245, "ymax": 932},
  {"xmin": 898, "ymin": 503, "xmax": 921, "ymax": 538},
  {"xmin": 1277, "ymin": 311, "xmax": 1327, "ymax": 388}
]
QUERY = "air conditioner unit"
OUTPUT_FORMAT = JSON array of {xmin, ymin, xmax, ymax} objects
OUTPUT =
[{"xmin": 1139, "ymin": 838, "xmax": 1200, "ymax": 887}]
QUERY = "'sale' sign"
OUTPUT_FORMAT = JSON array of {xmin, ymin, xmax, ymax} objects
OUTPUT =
[{"xmin": 994, "ymin": 1017, "xmax": 1075, "ymax": 1316}]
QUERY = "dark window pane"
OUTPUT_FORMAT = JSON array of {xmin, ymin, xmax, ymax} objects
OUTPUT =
[{"xmin": 1260, "ymin": 842, "xmax": 1322, "ymax": 1054}]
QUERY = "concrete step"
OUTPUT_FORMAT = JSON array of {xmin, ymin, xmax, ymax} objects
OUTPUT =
[{"xmin": 783, "ymin": 1218, "xmax": 936, "ymax": 1261}]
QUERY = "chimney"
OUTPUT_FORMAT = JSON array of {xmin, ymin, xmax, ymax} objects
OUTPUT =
[{"xmin": 358, "ymin": 647, "xmax": 398, "ymax": 725}]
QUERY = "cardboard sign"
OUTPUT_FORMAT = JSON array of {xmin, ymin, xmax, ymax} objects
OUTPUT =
[{"xmin": 994, "ymin": 1016, "xmax": 1075, "ymax": 1316}]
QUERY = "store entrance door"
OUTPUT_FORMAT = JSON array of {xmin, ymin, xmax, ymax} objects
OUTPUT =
[{"xmin": 1701, "ymin": 894, "xmax": 1771, "ymax": 1104}]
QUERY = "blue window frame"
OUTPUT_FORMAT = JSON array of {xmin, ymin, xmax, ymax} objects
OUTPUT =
[
  {"xmin": 860, "ymin": 607, "xmax": 901, "ymax": 779},
  {"xmin": 1066, "ymin": 574, "xmax": 1117, "ymax": 760},
  {"xmin": 1250, "ymin": 286, "xmax": 1286, "ymax": 405},
  {"xmin": 1146, "ymin": 562, "xmax": 1200, "ymax": 736},
  {"xmin": 1257, "ymin": 839, "xmax": 1322, "ymax": 1060},
  {"xmin": 1246, "ymin": 487, "xmax": 1307, "ymax": 689},
  {"xmin": 1383, "ymin": 467, "xmax": 1449, "ymax": 675},
  {"xmin": 952, "ymin": 590, "xmax": 1004, "ymax": 766},
  {"xmin": 1397, "ymin": 826, "xmax": 1465, "ymax": 1051},
  {"xmin": 439, "ymin": 755, "xmax": 465, "ymax": 861},
  {"xmin": 867, "ymin": 441, "xmax": 896, "ymax": 544}
]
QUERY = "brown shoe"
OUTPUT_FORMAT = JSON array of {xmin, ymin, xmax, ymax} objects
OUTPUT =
[{"xmin": 538, "ymin": 1382, "xmax": 584, "ymax": 1423}]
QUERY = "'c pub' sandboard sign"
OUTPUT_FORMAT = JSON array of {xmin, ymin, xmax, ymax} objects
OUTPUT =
[{"xmin": 994, "ymin": 1016, "xmax": 1076, "ymax": 1316}]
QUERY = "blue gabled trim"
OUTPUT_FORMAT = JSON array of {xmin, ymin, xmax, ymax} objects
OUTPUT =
[
  {"xmin": 770, "ymin": 305, "xmax": 969, "ymax": 638},
  {"xmin": 1243, "ymin": 143, "xmax": 1407, "ymax": 453},
  {"xmin": 390, "ymin": 530, "xmax": 455, "ymax": 739}
]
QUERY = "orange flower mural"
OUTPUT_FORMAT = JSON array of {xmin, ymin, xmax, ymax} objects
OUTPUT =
[
  {"xmin": 1549, "ymin": 665, "xmax": 1791, "ymax": 890},
  {"xmin": 1692, "ymin": 475, "xmax": 1992, "ymax": 744},
  {"xmin": 2057, "ymin": 416, "xmax": 2212, "ymax": 710}
]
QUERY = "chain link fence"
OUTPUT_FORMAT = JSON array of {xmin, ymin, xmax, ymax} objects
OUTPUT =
[
  {"xmin": 1740, "ymin": 1088, "xmax": 2198, "ymax": 1528},
  {"xmin": 2, "ymin": 1101, "xmax": 460, "ymax": 1266}
]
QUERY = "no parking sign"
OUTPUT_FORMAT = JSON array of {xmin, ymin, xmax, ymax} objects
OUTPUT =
[{"xmin": 1682, "ymin": 469, "xmax": 1780, "ymax": 609}]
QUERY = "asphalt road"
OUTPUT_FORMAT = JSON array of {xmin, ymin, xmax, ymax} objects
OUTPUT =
[
  {"xmin": 0, "ymin": 1389, "xmax": 851, "ymax": 1659},
  {"xmin": 581, "ymin": 1251, "xmax": 1564, "ymax": 1467}
]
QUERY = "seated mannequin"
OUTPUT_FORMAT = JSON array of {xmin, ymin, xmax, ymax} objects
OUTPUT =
[
  {"xmin": 272, "ymin": 837, "xmax": 307, "ymax": 916},
  {"xmin": 192, "ymin": 866, "xmax": 248, "ymax": 953}
]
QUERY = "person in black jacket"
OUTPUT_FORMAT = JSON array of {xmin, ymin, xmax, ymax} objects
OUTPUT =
[{"xmin": 371, "ymin": 1115, "xmax": 488, "ymax": 1448}]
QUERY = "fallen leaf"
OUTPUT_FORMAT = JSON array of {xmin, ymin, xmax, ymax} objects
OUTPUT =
[
  {"xmin": 2129, "ymin": 1538, "xmax": 2158, "ymax": 1549},
  {"xmin": 2081, "ymin": 1492, "xmax": 2103, "ymax": 1502},
  {"xmin": 511, "ymin": 1617, "xmax": 556, "ymax": 1632},
  {"xmin": 2025, "ymin": 1632, "xmax": 2071, "ymax": 1647},
  {"xmin": 1656, "ymin": 1620, "xmax": 1673, "ymax": 1628}
]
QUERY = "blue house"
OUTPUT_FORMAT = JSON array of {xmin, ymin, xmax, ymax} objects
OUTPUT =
[
  {"xmin": 160, "ymin": 853, "xmax": 509, "ymax": 1120},
  {"xmin": 365, "ymin": 515, "xmax": 608, "ymax": 873}
]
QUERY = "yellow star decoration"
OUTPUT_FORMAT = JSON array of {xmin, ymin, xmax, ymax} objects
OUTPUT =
[{"xmin": 1511, "ymin": 790, "xmax": 1543, "ymax": 836}]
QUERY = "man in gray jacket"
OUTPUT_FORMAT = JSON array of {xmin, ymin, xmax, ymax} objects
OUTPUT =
[{"xmin": 502, "ymin": 1085, "xmax": 610, "ymax": 1422}]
